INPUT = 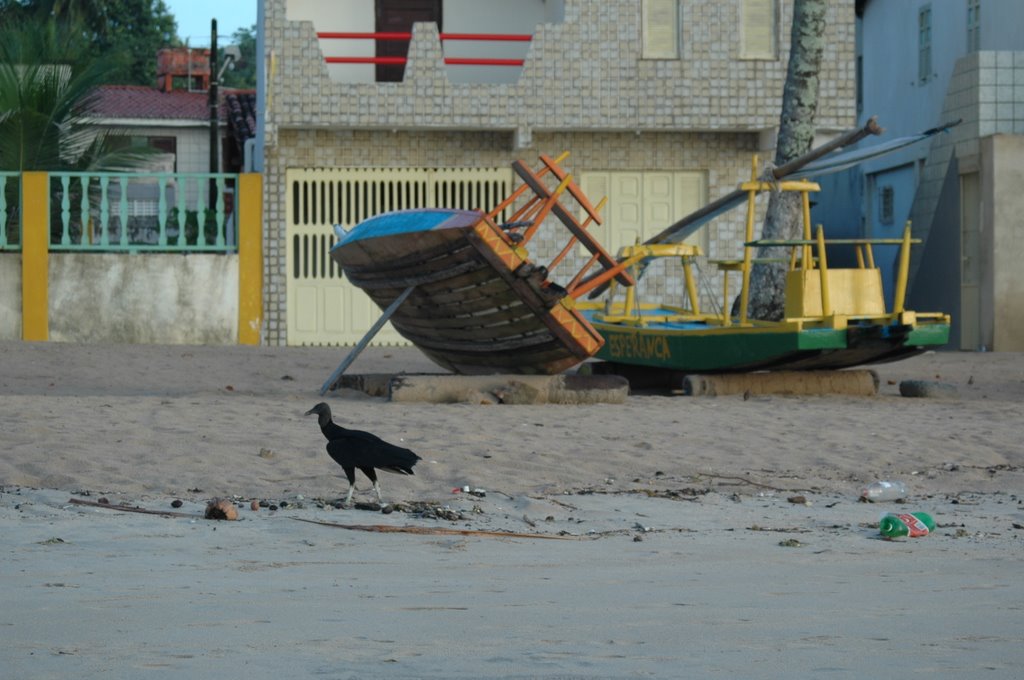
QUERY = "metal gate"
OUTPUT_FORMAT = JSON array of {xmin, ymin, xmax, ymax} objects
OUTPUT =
[{"xmin": 286, "ymin": 166, "xmax": 513, "ymax": 345}]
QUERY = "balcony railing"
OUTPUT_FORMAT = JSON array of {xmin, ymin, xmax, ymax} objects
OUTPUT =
[
  {"xmin": 0, "ymin": 171, "xmax": 239, "ymax": 253},
  {"xmin": 0, "ymin": 172, "xmax": 19, "ymax": 249},
  {"xmin": 317, "ymin": 31, "xmax": 532, "ymax": 67}
]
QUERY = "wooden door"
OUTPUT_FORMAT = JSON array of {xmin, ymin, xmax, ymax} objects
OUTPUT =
[
  {"xmin": 580, "ymin": 171, "xmax": 707, "ymax": 254},
  {"xmin": 375, "ymin": 0, "xmax": 442, "ymax": 82},
  {"xmin": 609, "ymin": 174, "xmax": 644, "ymax": 251}
]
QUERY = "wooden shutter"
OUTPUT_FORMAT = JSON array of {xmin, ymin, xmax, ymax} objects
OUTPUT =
[
  {"xmin": 642, "ymin": 0, "xmax": 679, "ymax": 59},
  {"xmin": 741, "ymin": 0, "xmax": 776, "ymax": 60}
]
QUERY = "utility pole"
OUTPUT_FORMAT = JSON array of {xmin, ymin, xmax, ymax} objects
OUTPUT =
[{"xmin": 209, "ymin": 18, "xmax": 219, "ymax": 208}]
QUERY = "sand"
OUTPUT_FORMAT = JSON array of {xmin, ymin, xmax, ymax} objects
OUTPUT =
[{"xmin": 1, "ymin": 340, "xmax": 1023, "ymax": 678}]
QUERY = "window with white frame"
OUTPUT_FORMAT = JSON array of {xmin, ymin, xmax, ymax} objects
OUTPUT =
[
  {"xmin": 740, "ymin": 0, "xmax": 777, "ymax": 60},
  {"xmin": 642, "ymin": 0, "xmax": 679, "ymax": 59},
  {"xmin": 967, "ymin": 0, "xmax": 981, "ymax": 52},
  {"xmin": 918, "ymin": 5, "xmax": 932, "ymax": 83}
]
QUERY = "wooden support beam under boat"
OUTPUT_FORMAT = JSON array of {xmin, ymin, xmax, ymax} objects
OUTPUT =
[{"xmin": 320, "ymin": 285, "xmax": 416, "ymax": 394}]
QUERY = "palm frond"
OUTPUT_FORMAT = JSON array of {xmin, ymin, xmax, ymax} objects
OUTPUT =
[{"xmin": 0, "ymin": 16, "xmax": 130, "ymax": 172}]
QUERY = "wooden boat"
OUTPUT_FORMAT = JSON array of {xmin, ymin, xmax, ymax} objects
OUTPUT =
[
  {"xmin": 577, "ymin": 160, "xmax": 951, "ymax": 383},
  {"xmin": 328, "ymin": 154, "xmax": 632, "ymax": 376},
  {"xmin": 322, "ymin": 129, "xmax": 951, "ymax": 390}
]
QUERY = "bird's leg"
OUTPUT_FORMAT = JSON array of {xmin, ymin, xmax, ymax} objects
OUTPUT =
[
  {"xmin": 344, "ymin": 483, "xmax": 355, "ymax": 506},
  {"xmin": 373, "ymin": 481, "xmax": 384, "ymax": 505}
]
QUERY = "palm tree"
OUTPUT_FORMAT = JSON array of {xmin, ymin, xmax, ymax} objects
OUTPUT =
[
  {"xmin": 0, "ymin": 16, "xmax": 154, "ymax": 243},
  {"xmin": 0, "ymin": 0, "xmax": 178, "ymax": 85},
  {"xmin": 743, "ymin": 0, "xmax": 828, "ymax": 320},
  {"xmin": 0, "ymin": 17, "xmax": 135, "ymax": 172}
]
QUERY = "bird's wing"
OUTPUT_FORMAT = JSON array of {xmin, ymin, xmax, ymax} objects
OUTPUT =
[
  {"xmin": 326, "ymin": 432, "xmax": 420, "ymax": 470},
  {"xmin": 343, "ymin": 428, "xmax": 392, "ymax": 447}
]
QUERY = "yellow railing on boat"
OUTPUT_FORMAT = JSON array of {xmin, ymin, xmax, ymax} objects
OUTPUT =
[{"xmin": 584, "ymin": 154, "xmax": 949, "ymax": 332}]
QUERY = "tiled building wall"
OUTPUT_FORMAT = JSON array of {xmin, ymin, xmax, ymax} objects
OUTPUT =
[
  {"xmin": 263, "ymin": 0, "xmax": 855, "ymax": 136},
  {"xmin": 909, "ymin": 51, "xmax": 1024, "ymax": 285},
  {"xmin": 260, "ymin": 0, "xmax": 857, "ymax": 345}
]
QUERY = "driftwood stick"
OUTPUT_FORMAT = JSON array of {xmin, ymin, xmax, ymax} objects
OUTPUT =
[
  {"xmin": 290, "ymin": 516, "xmax": 578, "ymax": 540},
  {"xmin": 695, "ymin": 474, "xmax": 805, "ymax": 492},
  {"xmin": 67, "ymin": 497, "xmax": 197, "ymax": 518}
]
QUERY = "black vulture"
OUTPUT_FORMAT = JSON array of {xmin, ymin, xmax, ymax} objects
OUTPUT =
[{"xmin": 305, "ymin": 402, "xmax": 421, "ymax": 505}]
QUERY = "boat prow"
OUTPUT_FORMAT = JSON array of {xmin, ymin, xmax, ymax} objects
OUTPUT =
[{"xmin": 329, "ymin": 154, "xmax": 631, "ymax": 376}]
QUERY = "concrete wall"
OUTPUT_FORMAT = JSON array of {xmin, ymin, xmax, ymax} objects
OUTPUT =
[
  {"xmin": 856, "ymin": 1, "xmax": 1024, "ymax": 176},
  {"xmin": 980, "ymin": 0, "xmax": 1024, "ymax": 51},
  {"xmin": 287, "ymin": 0, "xmax": 375, "ymax": 84},
  {"xmin": 985, "ymin": 134, "xmax": 1024, "ymax": 351},
  {"xmin": 858, "ymin": 1, "xmax": 978, "ymax": 174},
  {"xmin": 909, "ymin": 133, "xmax": 1024, "ymax": 352},
  {"xmin": 0, "ymin": 253, "xmax": 21, "ymax": 339},
  {"xmin": 0, "ymin": 253, "xmax": 239, "ymax": 345},
  {"xmin": 83, "ymin": 124, "xmax": 221, "ymax": 174}
]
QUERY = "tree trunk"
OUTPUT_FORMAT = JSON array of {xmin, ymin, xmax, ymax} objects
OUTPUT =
[{"xmin": 743, "ymin": 0, "xmax": 828, "ymax": 321}]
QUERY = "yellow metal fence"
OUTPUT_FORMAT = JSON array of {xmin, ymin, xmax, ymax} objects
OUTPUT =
[{"xmin": 285, "ymin": 166, "xmax": 513, "ymax": 346}]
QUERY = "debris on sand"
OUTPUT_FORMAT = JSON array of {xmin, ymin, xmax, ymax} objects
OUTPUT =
[{"xmin": 204, "ymin": 498, "xmax": 239, "ymax": 521}]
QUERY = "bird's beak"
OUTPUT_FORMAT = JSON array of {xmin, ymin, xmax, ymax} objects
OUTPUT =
[{"xmin": 304, "ymin": 407, "xmax": 316, "ymax": 416}]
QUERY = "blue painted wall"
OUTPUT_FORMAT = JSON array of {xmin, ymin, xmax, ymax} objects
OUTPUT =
[{"xmin": 818, "ymin": 0, "xmax": 1024, "ymax": 309}]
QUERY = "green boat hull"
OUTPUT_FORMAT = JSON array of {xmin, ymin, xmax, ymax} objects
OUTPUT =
[{"xmin": 585, "ymin": 314, "xmax": 951, "ymax": 374}]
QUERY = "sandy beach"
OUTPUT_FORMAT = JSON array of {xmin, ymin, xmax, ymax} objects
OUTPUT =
[{"xmin": 2, "ymin": 340, "xmax": 1023, "ymax": 678}]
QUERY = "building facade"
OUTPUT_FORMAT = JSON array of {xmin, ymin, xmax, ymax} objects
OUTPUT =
[
  {"xmin": 815, "ymin": 0, "xmax": 1024, "ymax": 351},
  {"xmin": 258, "ymin": 0, "xmax": 856, "ymax": 347}
]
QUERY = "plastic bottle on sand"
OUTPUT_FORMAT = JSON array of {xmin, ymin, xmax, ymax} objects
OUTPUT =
[
  {"xmin": 860, "ymin": 480, "xmax": 907, "ymax": 502},
  {"xmin": 878, "ymin": 512, "xmax": 936, "ymax": 538}
]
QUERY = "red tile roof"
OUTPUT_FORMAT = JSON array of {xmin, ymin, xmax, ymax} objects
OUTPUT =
[
  {"xmin": 87, "ymin": 85, "xmax": 258, "ymax": 148},
  {"xmin": 88, "ymin": 85, "xmax": 224, "ymax": 121}
]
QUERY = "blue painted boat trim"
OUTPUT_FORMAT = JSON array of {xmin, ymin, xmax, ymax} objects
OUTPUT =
[{"xmin": 339, "ymin": 208, "xmax": 482, "ymax": 246}]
